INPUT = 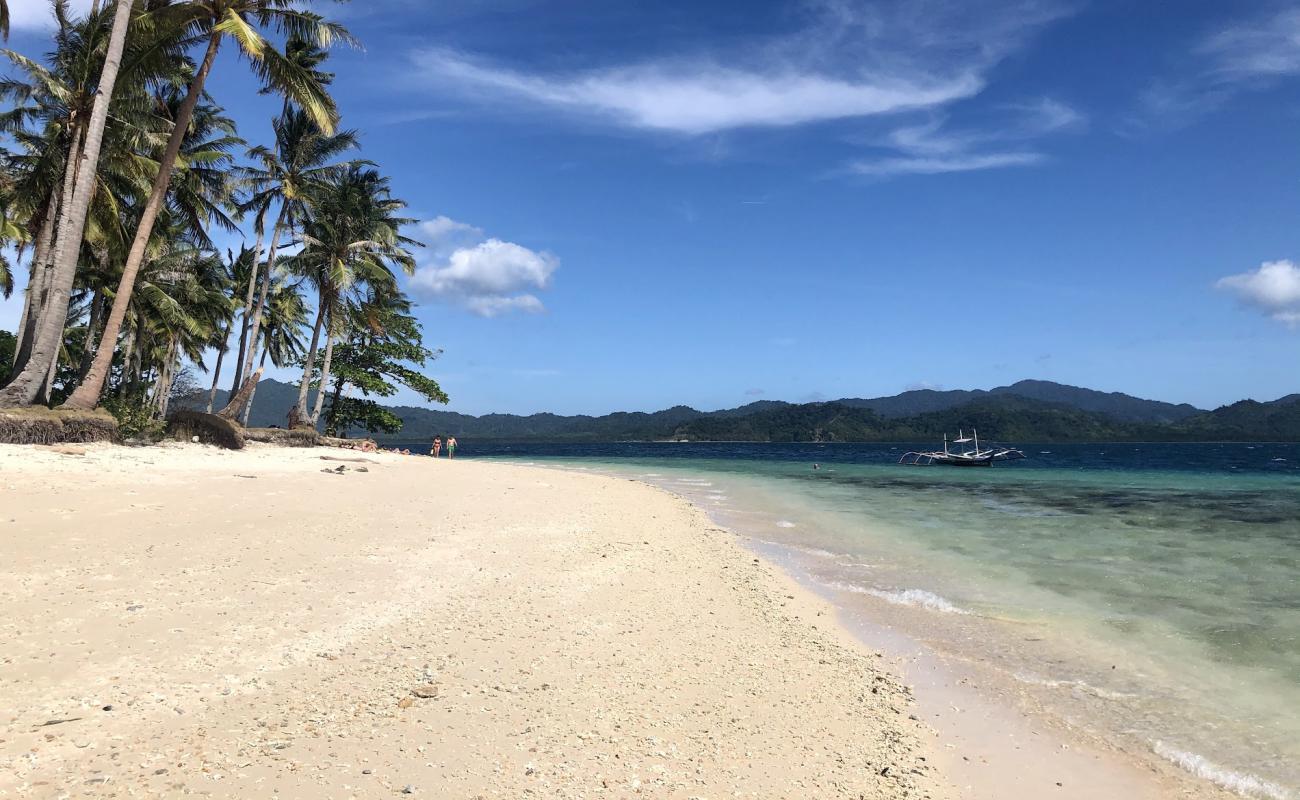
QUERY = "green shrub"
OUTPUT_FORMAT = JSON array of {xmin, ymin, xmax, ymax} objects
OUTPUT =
[{"xmin": 102, "ymin": 395, "xmax": 165, "ymax": 442}]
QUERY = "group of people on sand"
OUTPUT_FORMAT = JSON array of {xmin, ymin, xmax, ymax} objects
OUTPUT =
[{"xmin": 431, "ymin": 436, "xmax": 457, "ymax": 459}]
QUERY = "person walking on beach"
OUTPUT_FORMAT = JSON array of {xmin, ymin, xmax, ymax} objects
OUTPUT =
[
  {"xmin": 432, "ymin": 436, "xmax": 442, "ymax": 458},
  {"xmin": 447, "ymin": 436, "xmax": 458, "ymax": 459}
]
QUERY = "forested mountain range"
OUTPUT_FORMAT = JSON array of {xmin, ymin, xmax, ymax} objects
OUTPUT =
[{"xmin": 203, "ymin": 379, "xmax": 1300, "ymax": 442}]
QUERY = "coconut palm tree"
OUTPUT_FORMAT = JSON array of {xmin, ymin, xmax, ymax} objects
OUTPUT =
[
  {"xmin": 230, "ymin": 104, "xmax": 359, "ymax": 396},
  {"xmin": 206, "ymin": 245, "xmax": 254, "ymax": 411},
  {"xmin": 240, "ymin": 274, "xmax": 308, "ymax": 424},
  {"xmin": 64, "ymin": 0, "xmax": 354, "ymax": 410},
  {"xmin": 287, "ymin": 165, "xmax": 418, "ymax": 428},
  {"xmin": 0, "ymin": 0, "xmax": 135, "ymax": 405}
]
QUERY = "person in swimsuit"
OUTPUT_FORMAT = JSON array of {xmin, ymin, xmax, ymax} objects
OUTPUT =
[
  {"xmin": 432, "ymin": 436, "xmax": 442, "ymax": 458},
  {"xmin": 447, "ymin": 436, "xmax": 457, "ymax": 459}
]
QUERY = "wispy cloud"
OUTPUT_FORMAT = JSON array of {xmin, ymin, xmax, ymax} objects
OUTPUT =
[
  {"xmin": 1128, "ymin": 7, "xmax": 1300, "ymax": 132},
  {"xmin": 410, "ymin": 216, "xmax": 558, "ymax": 317},
  {"xmin": 848, "ymin": 97, "xmax": 1082, "ymax": 177},
  {"xmin": 1216, "ymin": 260, "xmax": 1300, "ymax": 328},
  {"xmin": 409, "ymin": 0, "xmax": 1073, "ymax": 135}
]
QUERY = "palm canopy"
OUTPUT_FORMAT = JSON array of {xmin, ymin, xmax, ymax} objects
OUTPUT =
[
  {"xmin": 239, "ymin": 105, "xmax": 360, "ymax": 236},
  {"xmin": 159, "ymin": 0, "xmax": 357, "ymax": 134},
  {"xmin": 295, "ymin": 164, "xmax": 419, "ymax": 298}
]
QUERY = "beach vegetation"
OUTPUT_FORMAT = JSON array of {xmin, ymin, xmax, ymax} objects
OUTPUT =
[{"xmin": 0, "ymin": 1, "xmax": 448, "ymax": 441}]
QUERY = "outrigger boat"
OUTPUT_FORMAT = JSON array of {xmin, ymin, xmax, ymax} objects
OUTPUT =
[{"xmin": 898, "ymin": 429, "xmax": 1026, "ymax": 467}]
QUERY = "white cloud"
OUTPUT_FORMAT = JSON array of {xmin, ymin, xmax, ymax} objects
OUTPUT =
[
  {"xmin": 849, "ymin": 151, "xmax": 1042, "ymax": 177},
  {"xmin": 465, "ymin": 294, "xmax": 546, "ymax": 317},
  {"xmin": 1216, "ymin": 260, "xmax": 1300, "ymax": 327},
  {"xmin": 1127, "ymin": 8, "xmax": 1300, "ymax": 132},
  {"xmin": 420, "ymin": 215, "xmax": 483, "ymax": 241},
  {"xmin": 8, "ymin": 0, "xmax": 94, "ymax": 31},
  {"xmin": 409, "ymin": 0, "xmax": 1073, "ymax": 135},
  {"xmin": 410, "ymin": 227, "xmax": 558, "ymax": 317},
  {"xmin": 415, "ymin": 48, "xmax": 982, "ymax": 135},
  {"xmin": 1198, "ymin": 9, "xmax": 1300, "ymax": 81},
  {"xmin": 848, "ymin": 98, "xmax": 1080, "ymax": 177}
]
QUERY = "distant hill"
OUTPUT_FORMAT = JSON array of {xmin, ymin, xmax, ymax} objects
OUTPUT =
[
  {"xmin": 839, "ymin": 379, "xmax": 1201, "ymax": 423},
  {"xmin": 1163, "ymin": 398, "xmax": 1300, "ymax": 441},
  {"xmin": 197, "ymin": 378, "xmax": 1299, "ymax": 442}
]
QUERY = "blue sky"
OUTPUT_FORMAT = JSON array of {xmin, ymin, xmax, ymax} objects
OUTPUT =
[{"xmin": 5, "ymin": 0, "xmax": 1300, "ymax": 414}]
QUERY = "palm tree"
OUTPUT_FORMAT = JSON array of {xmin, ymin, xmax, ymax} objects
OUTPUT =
[
  {"xmin": 206, "ymin": 246, "xmax": 254, "ymax": 412},
  {"xmin": 0, "ymin": 0, "xmax": 135, "ymax": 404},
  {"xmin": 230, "ymin": 104, "xmax": 359, "ymax": 396},
  {"xmin": 288, "ymin": 165, "xmax": 418, "ymax": 428},
  {"xmin": 64, "ymin": 0, "xmax": 354, "ymax": 410},
  {"xmin": 241, "ymin": 274, "xmax": 308, "ymax": 424}
]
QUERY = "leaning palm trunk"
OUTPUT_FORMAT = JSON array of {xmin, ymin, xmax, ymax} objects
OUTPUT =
[
  {"xmin": 228, "ymin": 225, "xmax": 267, "ymax": 396},
  {"xmin": 292, "ymin": 298, "xmax": 326, "ymax": 429},
  {"xmin": 0, "ymin": 0, "xmax": 134, "ymax": 406},
  {"xmin": 240, "ymin": 346, "xmax": 270, "ymax": 427},
  {"xmin": 238, "ymin": 206, "xmax": 288, "ymax": 388},
  {"xmin": 63, "ymin": 30, "xmax": 221, "ymax": 410},
  {"xmin": 309, "ymin": 329, "xmax": 335, "ymax": 424},
  {"xmin": 206, "ymin": 320, "xmax": 232, "ymax": 414}
]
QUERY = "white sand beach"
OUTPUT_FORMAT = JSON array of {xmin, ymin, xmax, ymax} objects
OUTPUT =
[{"xmin": 2, "ymin": 442, "xmax": 944, "ymax": 798}]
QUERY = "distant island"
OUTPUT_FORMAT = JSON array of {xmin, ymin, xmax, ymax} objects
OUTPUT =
[{"xmin": 201, "ymin": 378, "xmax": 1300, "ymax": 443}]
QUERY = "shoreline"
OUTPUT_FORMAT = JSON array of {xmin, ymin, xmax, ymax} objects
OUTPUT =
[
  {"xmin": 2, "ymin": 442, "xmax": 939, "ymax": 798},
  {"xmin": 524, "ymin": 459, "xmax": 1257, "ymax": 800}
]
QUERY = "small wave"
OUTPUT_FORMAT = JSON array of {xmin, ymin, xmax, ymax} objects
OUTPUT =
[
  {"xmin": 775, "ymin": 520, "xmax": 797, "ymax": 528},
  {"xmin": 677, "ymin": 479, "xmax": 714, "ymax": 487},
  {"xmin": 822, "ymin": 581, "xmax": 968, "ymax": 614},
  {"xmin": 640, "ymin": 472, "xmax": 663, "ymax": 477},
  {"xmin": 1153, "ymin": 742, "xmax": 1290, "ymax": 800},
  {"xmin": 787, "ymin": 544, "xmax": 841, "ymax": 559},
  {"xmin": 1011, "ymin": 673, "xmax": 1137, "ymax": 700},
  {"xmin": 837, "ymin": 561, "xmax": 874, "ymax": 569}
]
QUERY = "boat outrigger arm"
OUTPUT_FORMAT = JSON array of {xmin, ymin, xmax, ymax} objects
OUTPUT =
[{"xmin": 899, "ymin": 429, "xmax": 1027, "ymax": 467}]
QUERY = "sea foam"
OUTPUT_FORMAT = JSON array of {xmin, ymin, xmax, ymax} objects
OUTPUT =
[
  {"xmin": 822, "ymin": 581, "xmax": 969, "ymax": 614},
  {"xmin": 775, "ymin": 520, "xmax": 797, "ymax": 528},
  {"xmin": 1153, "ymin": 742, "xmax": 1290, "ymax": 800}
]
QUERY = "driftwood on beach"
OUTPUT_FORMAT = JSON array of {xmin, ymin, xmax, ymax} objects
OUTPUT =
[{"xmin": 242, "ymin": 427, "xmax": 322, "ymax": 447}]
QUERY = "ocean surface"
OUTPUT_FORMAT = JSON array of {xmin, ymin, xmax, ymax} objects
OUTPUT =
[{"xmin": 399, "ymin": 440, "xmax": 1300, "ymax": 798}]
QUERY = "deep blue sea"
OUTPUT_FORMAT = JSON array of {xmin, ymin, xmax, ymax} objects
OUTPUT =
[{"xmin": 398, "ymin": 440, "xmax": 1300, "ymax": 797}]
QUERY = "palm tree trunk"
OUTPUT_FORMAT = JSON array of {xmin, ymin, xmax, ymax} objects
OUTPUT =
[
  {"xmin": 324, "ymin": 370, "xmax": 346, "ymax": 436},
  {"xmin": 12, "ymin": 195, "xmax": 58, "ymax": 370},
  {"xmin": 206, "ymin": 319, "xmax": 232, "ymax": 414},
  {"xmin": 76, "ymin": 289, "xmax": 107, "ymax": 383},
  {"xmin": 0, "ymin": 0, "xmax": 133, "ymax": 406},
  {"xmin": 293, "ymin": 295, "xmax": 326, "ymax": 429},
  {"xmin": 239, "ymin": 205, "xmax": 288, "ymax": 384},
  {"xmin": 309, "ymin": 325, "xmax": 335, "ymax": 424},
  {"xmin": 9, "ymin": 133, "xmax": 76, "ymax": 381},
  {"xmin": 35, "ymin": 336, "xmax": 60, "ymax": 406},
  {"xmin": 229, "ymin": 223, "xmax": 267, "ymax": 395},
  {"xmin": 63, "ymin": 28, "xmax": 220, "ymax": 410},
  {"xmin": 156, "ymin": 339, "xmax": 177, "ymax": 418},
  {"xmin": 240, "ymin": 347, "xmax": 270, "ymax": 427}
]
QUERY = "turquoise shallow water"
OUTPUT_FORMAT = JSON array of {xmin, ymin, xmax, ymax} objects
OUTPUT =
[{"xmin": 454, "ymin": 442, "xmax": 1300, "ymax": 798}]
